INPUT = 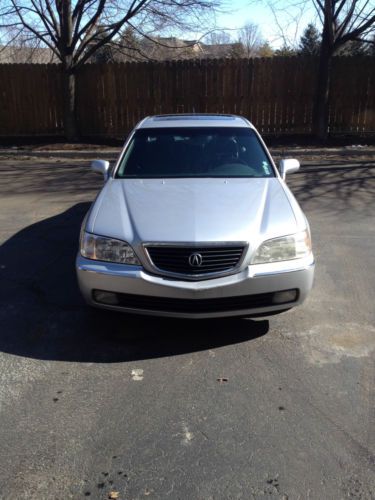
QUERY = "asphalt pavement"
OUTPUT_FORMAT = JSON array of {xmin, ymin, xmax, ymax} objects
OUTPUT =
[{"xmin": 0, "ymin": 153, "xmax": 374, "ymax": 499}]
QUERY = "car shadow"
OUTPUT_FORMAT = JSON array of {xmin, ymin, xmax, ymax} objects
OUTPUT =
[
  {"xmin": 0, "ymin": 203, "xmax": 269, "ymax": 363},
  {"xmin": 288, "ymin": 162, "xmax": 375, "ymax": 217}
]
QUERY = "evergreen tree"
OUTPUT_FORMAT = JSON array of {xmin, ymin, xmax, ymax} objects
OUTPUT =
[
  {"xmin": 299, "ymin": 24, "xmax": 321, "ymax": 55},
  {"xmin": 275, "ymin": 45, "xmax": 297, "ymax": 56}
]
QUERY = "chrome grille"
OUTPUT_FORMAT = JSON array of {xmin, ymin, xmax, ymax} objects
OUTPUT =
[{"xmin": 145, "ymin": 245, "xmax": 245, "ymax": 278}]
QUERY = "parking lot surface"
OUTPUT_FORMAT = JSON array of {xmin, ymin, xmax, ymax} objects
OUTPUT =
[{"xmin": 0, "ymin": 153, "xmax": 374, "ymax": 499}]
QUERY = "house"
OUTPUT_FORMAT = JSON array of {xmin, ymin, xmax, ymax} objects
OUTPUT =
[{"xmin": 0, "ymin": 45, "xmax": 56, "ymax": 63}]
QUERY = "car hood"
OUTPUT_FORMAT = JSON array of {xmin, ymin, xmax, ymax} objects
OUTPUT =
[{"xmin": 88, "ymin": 178, "xmax": 300, "ymax": 248}]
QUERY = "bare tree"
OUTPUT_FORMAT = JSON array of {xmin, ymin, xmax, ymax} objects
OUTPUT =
[
  {"xmin": 267, "ymin": 0, "xmax": 309, "ymax": 49},
  {"xmin": 201, "ymin": 30, "xmax": 244, "ymax": 58},
  {"xmin": 238, "ymin": 22, "xmax": 262, "ymax": 57},
  {"xmin": 0, "ymin": 25, "xmax": 57, "ymax": 63},
  {"xmin": 312, "ymin": 0, "xmax": 375, "ymax": 139},
  {"xmin": 0, "ymin": 0, "xmax": 218, "ymax": 139},
  {"xmin": 267, "ymin": 0, "xmax": 375, "ymax": 138},
  {"xmin": 205, "ymin": 30, "xmax": 231, "ymax": 45}
]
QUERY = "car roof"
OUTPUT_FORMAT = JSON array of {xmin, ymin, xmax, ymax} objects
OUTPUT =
[{"xmin": 137, "ymin": 114, "xmax": 254, "ymax": 129}]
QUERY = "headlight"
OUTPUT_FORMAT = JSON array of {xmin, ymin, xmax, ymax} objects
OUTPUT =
[
  {"xmin": 80, "ymin": 232, "xmax": 140, "ymax": 265},
  {"xmin": 251, "ymin": 230, "xmax": 312, "ymax": 264}
]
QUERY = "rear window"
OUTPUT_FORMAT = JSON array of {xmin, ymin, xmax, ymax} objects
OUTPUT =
[{"xmin": 116, "ymin": 127, "xmax": 275, "ymax": 178}]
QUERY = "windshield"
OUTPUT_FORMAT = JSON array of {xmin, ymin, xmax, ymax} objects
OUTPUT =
[{"xmin": 116, "ymin": 127, "xmax": 275, "ymax": 179}]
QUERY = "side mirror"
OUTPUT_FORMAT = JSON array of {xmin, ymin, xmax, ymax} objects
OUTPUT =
[
  {"xmin": 279, "ymin": 159, "xmax": 300, "ymax": 180},
  {"xmin": 91, "ymin": 159, "xmax": 110, "ymax": 180}
]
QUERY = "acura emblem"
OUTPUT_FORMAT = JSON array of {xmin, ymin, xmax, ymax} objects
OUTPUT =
[{"xmin": 189, "ymin": 252, "xmax": 203, "ymax": 267}]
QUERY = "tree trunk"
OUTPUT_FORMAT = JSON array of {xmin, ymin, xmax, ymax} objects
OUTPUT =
[
  {"xmin": 60, "ymin": 1, "xmax": 77, "ymax": 141},
  {"xmin": 62, "ymin": 63, "xmax": 78, "ymax": 141},
  {"xmin": 313, "ymin": 31, "xmax": 333, "ymax": 141}
]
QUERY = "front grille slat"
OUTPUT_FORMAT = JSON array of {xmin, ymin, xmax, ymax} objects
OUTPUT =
[
  {"xmin": 154, "ymin": 266, "xmax": 234, "ymax": 272},
  {"xmin": 153, "ymin": 257, "xmax": 239, "ymax": 264},
  {"xmin": 146, "ymin": 244, "xmax": 245, "ymax": 278},
  {"xmin": 149, "ymin": 249, "xmax": 243, "ymax": 255},
  {"xmin": 150, "ymin": 251, "xmax": 243, "ymax": 256}
]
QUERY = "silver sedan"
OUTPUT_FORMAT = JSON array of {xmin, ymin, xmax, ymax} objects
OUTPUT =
[{"xmin": 76, "ymin": 114, "xmax": 314, "ymax": 318}]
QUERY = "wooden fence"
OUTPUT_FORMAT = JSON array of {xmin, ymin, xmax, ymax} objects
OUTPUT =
[{"xmin": 0, "ymin": 57, "xmax": 374, "ymax": 137}]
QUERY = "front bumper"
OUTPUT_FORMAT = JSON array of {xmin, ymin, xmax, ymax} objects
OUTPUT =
[{"xmin": 76, "ymin": 254, "xmax": 314, "ymax": 318}]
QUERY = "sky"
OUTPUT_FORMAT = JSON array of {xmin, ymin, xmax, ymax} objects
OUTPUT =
[
  {"xmin": 0, "ymin": 0, "xmax": 318, "ymax": 50},
  {"xmin": 210, "ymin": 0, "xmax": 318, "ymax": 47}
]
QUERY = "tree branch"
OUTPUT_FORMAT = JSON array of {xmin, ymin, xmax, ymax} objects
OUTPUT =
[
  {"xmin": 338, "ymin": 13, "xmax": 375, "ymax": 45},
  {"xmin": 9, "ymin": 0, "xmax": 61, "ymax": 58}
]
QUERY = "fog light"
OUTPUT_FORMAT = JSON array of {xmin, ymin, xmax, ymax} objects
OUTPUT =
[
  {"xmin": 93, "ymin": 290, "xmax": 119, "ymax": 305},
  {"xmin": 272, "ymin": 289, "xmax": 298, "ymax": 304}
]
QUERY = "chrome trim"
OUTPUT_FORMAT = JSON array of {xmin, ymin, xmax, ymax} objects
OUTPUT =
[
  {"xmin": 78, "ymin": 264, "xmax": 143, "ymax": 276},
  {"xmin": 252, "ymin": 260, "xmax": 315, "ymax": 277},
  {"xmin": 142, "ymin": 241, "xmax": 249, "ymax": 281}
]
